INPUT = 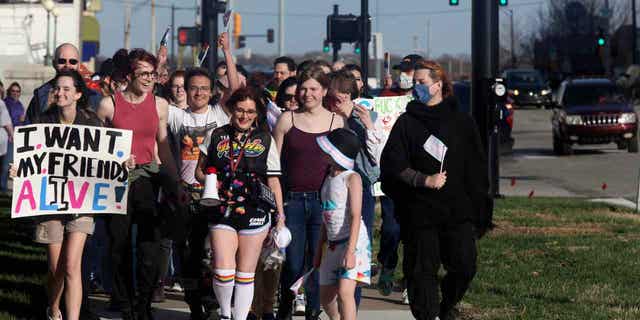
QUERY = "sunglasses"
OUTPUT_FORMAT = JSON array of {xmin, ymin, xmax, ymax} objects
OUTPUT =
[
  {"xmin": 282, "ymin": 93, "xmax": 296, "ymax": 101},
  {"xmin": 57, "ymin": 58, "xmax": 79, "ymax": 65}
]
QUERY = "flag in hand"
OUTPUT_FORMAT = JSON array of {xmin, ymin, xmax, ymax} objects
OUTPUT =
[{"xmin": 423, "ymin": 135, "xmax": 448, "ymax": 173}]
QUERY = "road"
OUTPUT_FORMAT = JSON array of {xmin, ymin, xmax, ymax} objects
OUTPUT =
[{"xmin": 500, "ymin": 107, "xmax": 640, "ymax": 203}]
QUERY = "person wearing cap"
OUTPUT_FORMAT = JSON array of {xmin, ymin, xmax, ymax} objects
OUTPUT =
[
  {"xmin": 380, "ymin": 60, "xmax": 492, "ymax": 320},
  {"xmin": 312, "ymin": 128, "xmax": 371, "ymax": 320},
  {"xmin": 379, "ymin": 54, "xmax": 423, "ymax": 97}
]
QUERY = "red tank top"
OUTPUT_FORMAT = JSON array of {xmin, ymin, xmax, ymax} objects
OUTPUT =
[
  {"xmin": 112, "ymin": 91, "xmax": 159, "ymax": 165},
  {"xmin": 282, "ymin": 113, "xmax": 335, "ymax": 192}
]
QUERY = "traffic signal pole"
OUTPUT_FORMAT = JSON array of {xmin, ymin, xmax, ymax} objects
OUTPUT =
[
  {"xmin": 361, "ymin": 0, "xmax": 369, "ymax": 96},
  {"xmin": 333, "ymin": 5, "xmax": 340, "ymax": 63},
  {"xmin": 472, "ymin": 0, "xmax": 500, "ymax": 197},
  {"xmin": 207, "ymin": 0, "xmax": 219, "ymax": 75}
]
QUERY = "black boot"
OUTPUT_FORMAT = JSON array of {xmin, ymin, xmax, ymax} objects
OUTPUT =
[{"xmin": 304, "ymin": 309, "xmax": 322, "ymax": 320}]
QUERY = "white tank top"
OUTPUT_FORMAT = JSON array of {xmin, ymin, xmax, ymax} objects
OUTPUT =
[{"xmin": 320, "ymin": 170, "xmax": 364, "ymax": 241}]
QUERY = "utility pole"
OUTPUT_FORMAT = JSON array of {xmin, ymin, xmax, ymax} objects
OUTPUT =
[
  {"xmin": 472, "ymin": 0, "xmax": 500, "ymax": 197},
  {"xmin": 509, "ymin": 9, "xmax": 515, "ymax": 67},
  {"xmin": 151, "ymin": 0, "xmax": 156, "ymax": 53},
  {"xmin": 633, "ymin": 0, "xmax": 638, "ymax": 64},
  {"xmin": 361, "ymin": 0, "xmax": 370, "ymax": 96},
  {"xmin": 124, "ymin": 1, "xmax": 132, "ymax": 49},
  {"xmin": 426, "ymin": 18, "xmax": 431, "ymax": 59},
  {"xmin": 279, "ymin": 0, "xmax": 285, "ymax": 56},
  {"xmin": 171, "ymin": 4, "xmax": 175, "ymax": 66},
  {"xmin": 333, "ymin": 5, "xmax": 339, "ymax": 62}
]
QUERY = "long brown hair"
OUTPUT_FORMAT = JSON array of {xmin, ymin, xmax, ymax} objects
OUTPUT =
[{"xmin": 414, "ymin": 60, "xmax": 453, "ymax": 98}]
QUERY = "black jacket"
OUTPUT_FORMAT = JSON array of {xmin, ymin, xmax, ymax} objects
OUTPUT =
[{"xmin": 380, "ymin": 96, "xmax": 492, "ymax": 231}]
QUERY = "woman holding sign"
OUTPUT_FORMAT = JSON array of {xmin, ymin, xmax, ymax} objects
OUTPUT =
[
  {"xmin": 10, "ymin": 70, "xmax": 133, "ymax": 320},
  {"xmin": 380, "ymin": 60, "xmax": 492, "ymax": 320},
  {"xmin": 194, "ymin": 87, "xmax": 285, "ymax": 320}
]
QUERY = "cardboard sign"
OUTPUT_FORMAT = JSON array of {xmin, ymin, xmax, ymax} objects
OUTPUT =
[
  {"xmin": 11, "ymin": 124, "xmax": 133, "ymax": 218},
  {"xmin": 371, "ymin": 95, "xmax": 413, "ymax": 197}
]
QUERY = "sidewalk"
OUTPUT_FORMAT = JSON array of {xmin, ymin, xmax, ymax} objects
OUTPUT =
[{"xmin": 90, "ymin": 287, "xmax": 412, "ymax": 320}]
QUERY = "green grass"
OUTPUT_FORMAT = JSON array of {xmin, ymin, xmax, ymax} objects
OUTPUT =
[
  {"xmin": 463, "ymin": 197, "xmax": 640, "ymax": 319},
  {"xmin": 1, "ymin": 196, "xmax": 640, "ymax": 319}
]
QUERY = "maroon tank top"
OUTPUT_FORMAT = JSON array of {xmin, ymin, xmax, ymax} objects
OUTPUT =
[
  {"xmin": 111, "ymin": 91, "xmax": 159, "ymax": 165},
  {"xmin": 282, "ymin": 112, "xmax": 335, "ymax": 192}
]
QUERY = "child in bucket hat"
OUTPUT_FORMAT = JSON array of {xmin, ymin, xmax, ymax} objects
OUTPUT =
[{"xmin": 313, "ymin": 128, "xmax": 372, "ymax": 320}]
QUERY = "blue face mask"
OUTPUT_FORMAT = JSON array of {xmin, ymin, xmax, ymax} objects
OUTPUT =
[{"xmin": 413, "ymin": 83, "xmax": 433, "ymax": 104}]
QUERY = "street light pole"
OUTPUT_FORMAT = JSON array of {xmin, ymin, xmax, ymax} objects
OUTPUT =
[
  {"xmin": 278, "ymin": 0, "xmax": 285, "ymax": 56},
  {"xmin": 360, "ymin": 0, "xmax": 369, "ymax": 96},
  {"xmin": 633, "ymin": 0, "xmax": 638, "ymax": 64},
  {"xmin": 509, "ymin": 9, "xmax": 515, "ymax": 68},
  {"xmin": 45, "ymin": 11, "xmax": 51, "ymax": 65}
]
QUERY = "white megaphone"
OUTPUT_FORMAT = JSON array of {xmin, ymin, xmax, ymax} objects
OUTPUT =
[{"xmin": 200, "ymin": 167, "xmax": 222, "ymax": 206}]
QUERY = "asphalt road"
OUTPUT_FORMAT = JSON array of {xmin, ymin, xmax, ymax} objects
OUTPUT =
[{"xmin": 500, "ymin": 107, "xmax": 640, "ymax": 202}]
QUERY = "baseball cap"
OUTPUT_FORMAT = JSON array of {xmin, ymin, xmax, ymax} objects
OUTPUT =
[{"xmin": 392, "ymin": 54, "xmax": 423, "ymax": 71}]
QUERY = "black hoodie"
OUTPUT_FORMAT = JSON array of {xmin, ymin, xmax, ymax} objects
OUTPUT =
[{"xmin": 380, "ymin": 96, "xmax": 491, "ymax": 231}]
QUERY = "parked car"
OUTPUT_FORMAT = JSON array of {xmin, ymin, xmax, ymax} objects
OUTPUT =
[
  {"xmin": 502, "ymin": 69, "xmax": 552, "ymax": 108},
  {"xmin": 551, "ymin": 78, "xmax": 638, "ymax": 155},
  {"xmin": 453, "ymin": 81, "xmax": 515, "ymax": 153}
]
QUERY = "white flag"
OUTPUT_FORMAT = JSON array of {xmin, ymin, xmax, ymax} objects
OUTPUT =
[
  {"xmin": 290, "ymin": 268, "xmax": 315, "ymax": 294},
  {"xmin": 423, "ymin": 135, "xmax": 448, "ymax": 173}
]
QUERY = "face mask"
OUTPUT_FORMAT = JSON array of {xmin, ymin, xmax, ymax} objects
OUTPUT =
[
  {"xmin": 398, "ymin": 73, "xmax": 413, "ymax": 90},
  {"xmin": 413, "ymin": 83, "xmax": 433, "ymax": 104}
]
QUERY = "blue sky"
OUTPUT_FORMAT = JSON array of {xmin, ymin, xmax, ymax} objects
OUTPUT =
[{"xmin": 97, "ymin": 0, "xmax": 543, "ymax": 59}]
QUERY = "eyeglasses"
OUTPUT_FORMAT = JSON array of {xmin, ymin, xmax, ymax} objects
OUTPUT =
[
  {"xmin": 9, "ymin": 89, "xmax": 20, "ymax": 93},
  {"xmin": 233, "ymin": 109, "xmax": 257, "ymax": 116},
  {"xmin": 188, "ymin": 86, "xmax": 211, "ymax": 92},
  {"xmin": 57, "ymin": 58, "xmax": 79, "ymax": 65},
  {"xmin": 134, "ymin": 71, "xmax": 158, "ymax": 80},
  {"xmin": 282, "ymin": 93, "xmax": 296, "ymax": 101},
  {"xmin": 171, "ymin": 85, "xmax": 185, "ymax": 91}
]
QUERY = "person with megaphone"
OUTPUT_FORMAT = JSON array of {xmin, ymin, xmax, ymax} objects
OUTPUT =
[{"xmin": 195, "ymin": 87, "xmax": 285, "ymax": 320}]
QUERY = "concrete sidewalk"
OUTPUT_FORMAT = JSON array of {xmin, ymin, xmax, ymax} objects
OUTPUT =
[{"xmin": 90, "ymin": 287, "xmax": 413, "ymax": 320}]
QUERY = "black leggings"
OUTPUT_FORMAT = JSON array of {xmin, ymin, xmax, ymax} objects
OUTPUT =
[{"xmin": 403, "ymin": 223, "xmax": 477, "ymax": 320}]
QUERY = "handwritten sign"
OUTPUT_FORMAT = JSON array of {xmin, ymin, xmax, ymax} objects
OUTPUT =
[
  {"xmin": 11, "ymin": 124, "xmax": 133, "ymax": 218},
  {"xmin": 371, "ymin": 95, "xmax": 413, "ymax": 197}
]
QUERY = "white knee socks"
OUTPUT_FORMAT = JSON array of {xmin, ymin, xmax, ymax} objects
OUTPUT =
[
  {"xmin": 232, "ymin": 271, "xmax": 256, "ymax": 320},
  {"xmin": 213, "ymin": 269, "xmax": 235, "ymax": 318}
]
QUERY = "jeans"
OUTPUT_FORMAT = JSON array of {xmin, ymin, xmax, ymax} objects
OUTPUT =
[
  {"xmin": 377, "ymin": 196, "xmax": 401, "ymax": 271},
  {"xmin": 279, "ymin": 191, "xmax": 323, "ymax": 317},
  {"xmin": 354, "ymin": 183, "xmax": 376, "ymax": 307},
  {"xmin": 86, "ymin": 217, "xmax": 112, "ymax": 292},
  {"xmin": 0, "ymin": 141, "xmax": 12, "ymax": 192},
  {"xmin": 107, "ymin": 176, "xmax": 162, "ymax": 318}
]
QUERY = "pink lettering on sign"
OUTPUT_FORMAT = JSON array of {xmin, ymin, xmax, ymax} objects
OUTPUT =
[
  {"xmin": 15, "ymin": 180, "xmax": 36, "ymax": 214},
  {"xmin": 68, "ymin": 181, "xmax": 89, "ymax": 209}
]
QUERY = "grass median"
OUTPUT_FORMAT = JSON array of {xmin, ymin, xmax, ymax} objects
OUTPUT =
[{"xmin": 1, "ymin": 196, "xmax": 640, "ymax": 319}]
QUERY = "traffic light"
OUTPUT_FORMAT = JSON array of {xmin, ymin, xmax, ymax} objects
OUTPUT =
[
  {"xmin": 237, "ymin": 35, "xmax": 246, "ymax": 49},
  {"xmin": 267, "ymin": 28, "xmax": 274, "ymax": 43},
  {"xmin": 498, "ymin": 0, "xmax": 507, "ymax": 6},
  {"xmin": 597, "ymin": 29, "xmax": 606, "ymax": 47},
  {"xmin": 323, "ymin": 39, "xmax": 330, "ymax": 53},
  {"xmin": 354, "ymin": 42, "xmax": 361, "ymax": 54},
  {"xmin": 449, "ymin": 0, "xmax": 459, "ymax": 5},
  {"xmin": 177, "ymin": 27, "xmax": 200, "ymax": 46},
  {"xmin": 233, "ymin": 13, "xmax": 242, "ymax": 38},
  {"xmin": 327, "ymin": 14, "xmax": 359, "ymax": 43}
]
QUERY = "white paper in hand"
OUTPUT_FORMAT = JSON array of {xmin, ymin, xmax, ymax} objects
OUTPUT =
[
  {"xmin": 290, "ymin": 268, "xmax": 315, "ymax": 294},
  {"xmin": 423, "ymin": 135, "xmax": 448, "ymax": 172}
]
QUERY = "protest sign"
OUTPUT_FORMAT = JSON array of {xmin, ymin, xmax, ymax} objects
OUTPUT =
[
  {"xmin": 371, "ymin": 95, "xmax": 413, "ymax": 196},
  {"xmin": 11, "ymin": 124, "xmax": 133, "ymax": 218}
]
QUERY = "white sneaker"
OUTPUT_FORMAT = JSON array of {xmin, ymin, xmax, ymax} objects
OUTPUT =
[
  {"xmin": 46, "ymin": 307, "xmax": 62, "ymax": 320},
  {"xmin": 402, "ymin": 289, "xmax": 410, "ymax": 305},
  {"xmin": 294, "ymin": 293, "xmax": 306, "ymax": 315},
  {"xmin": 170, "ymin": 282, "xmax": 184, "ymax": 292}
]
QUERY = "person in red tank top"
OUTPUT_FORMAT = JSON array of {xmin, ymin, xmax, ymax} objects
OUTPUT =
[{"xmin": 97, "ymin": 48, "xmax": 183, "ymax": 320}]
